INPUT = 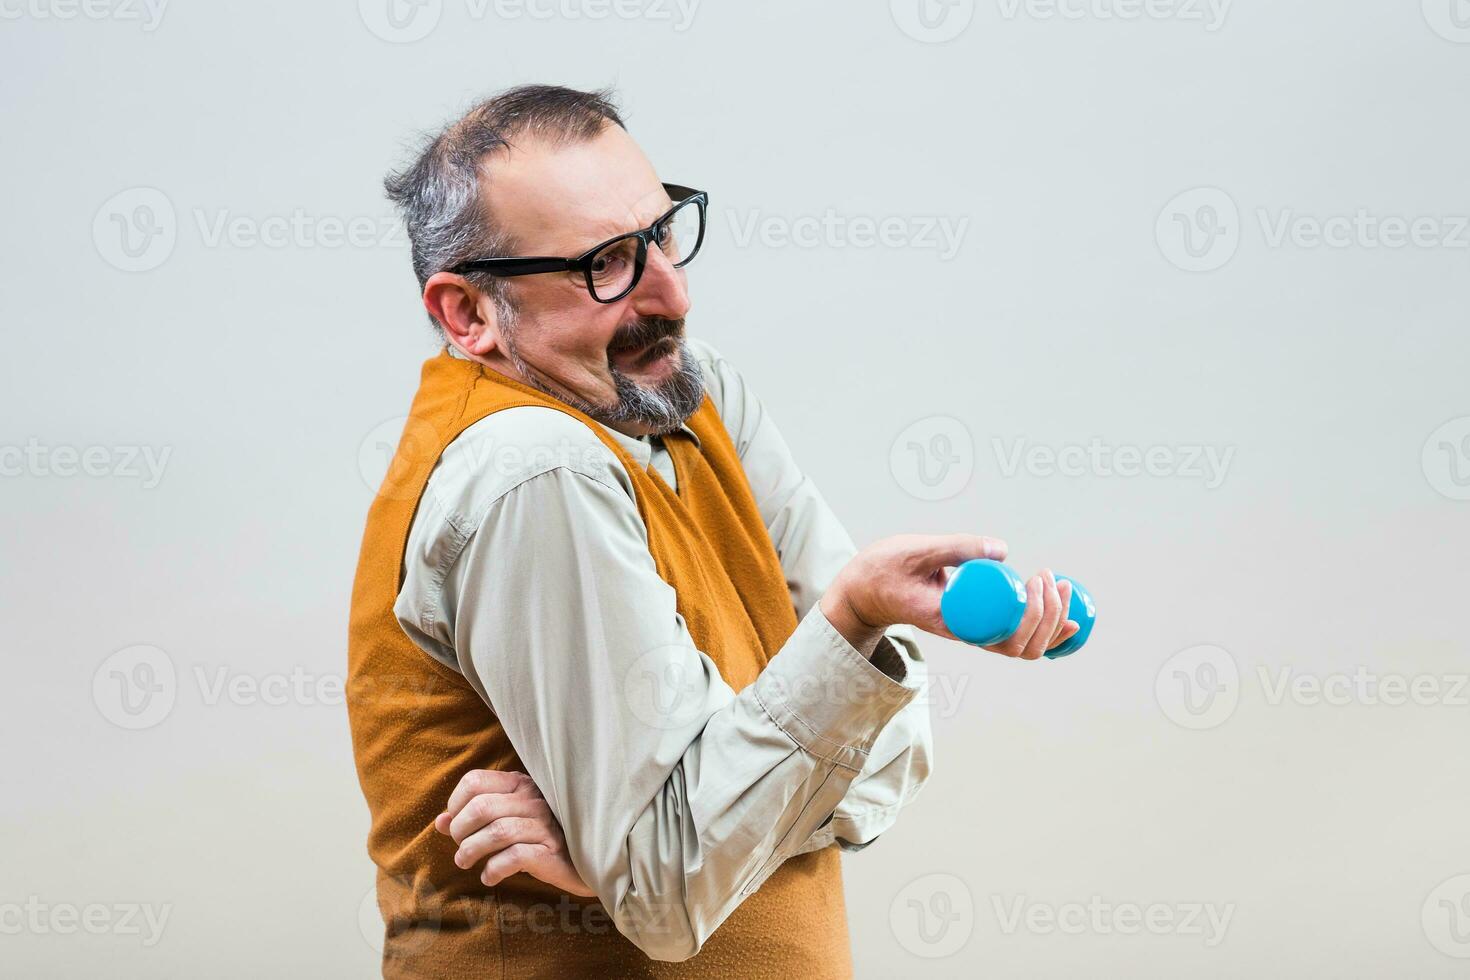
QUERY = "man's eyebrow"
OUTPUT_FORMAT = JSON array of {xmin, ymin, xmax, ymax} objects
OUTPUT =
[{"xmin": 563, "ymin": 194, "xmax": 676, "ymax": 254}]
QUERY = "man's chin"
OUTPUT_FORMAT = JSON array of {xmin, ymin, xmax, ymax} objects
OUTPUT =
[{"xmin": 602, "ymin": 336, "xmax": 705, "ymax": 434}]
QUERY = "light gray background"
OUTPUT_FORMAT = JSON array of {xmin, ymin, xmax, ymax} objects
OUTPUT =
[{"xmin": 3, "ymin": 0, "xmax": 1468, "ymax": 976}]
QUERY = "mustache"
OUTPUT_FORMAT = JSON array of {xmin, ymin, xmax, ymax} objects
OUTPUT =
[{"xmin": 608, "ymin": 317, "xmax": 683, "ymax": 355}]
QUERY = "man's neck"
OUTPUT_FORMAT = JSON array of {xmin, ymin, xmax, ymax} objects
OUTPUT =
[{"xmin": 447, "ymin": 341, "xmax": 658, "ymax": 441}]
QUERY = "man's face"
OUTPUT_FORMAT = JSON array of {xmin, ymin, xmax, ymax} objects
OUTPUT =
[{"xmin": 473, "ymin": 124, "xmax": 703, "ymax": 436}]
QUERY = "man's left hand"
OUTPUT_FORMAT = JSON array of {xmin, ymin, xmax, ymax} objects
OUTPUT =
[{"xmin": 434, "ymin": 768, "xmax": 596, "ymax": 897}]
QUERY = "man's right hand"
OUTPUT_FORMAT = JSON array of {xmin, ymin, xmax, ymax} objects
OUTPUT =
[{"xmin": 820, "ymin": 534, "xmax": 1078, "ymax": 661}]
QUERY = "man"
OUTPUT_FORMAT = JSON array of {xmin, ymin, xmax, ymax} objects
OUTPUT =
[{"xmin": 347, "ymin": 84, "xmax": 1077, "ymax": 979}]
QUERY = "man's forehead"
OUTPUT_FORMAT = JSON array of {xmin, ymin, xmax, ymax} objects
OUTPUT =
[{"xmin": 482, "ymin": 129, "xmax": 669, "ymax": 254}]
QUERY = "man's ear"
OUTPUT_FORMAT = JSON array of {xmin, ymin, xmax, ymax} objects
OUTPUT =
[{"xmin": 423, "ymin": 272, "xmax": 500, "ymax": 358}]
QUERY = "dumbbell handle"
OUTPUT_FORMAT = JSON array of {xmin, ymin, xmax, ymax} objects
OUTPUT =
[{"xmin": 939, "ymin": 559, "xmax": 1096, "ymax": 659}]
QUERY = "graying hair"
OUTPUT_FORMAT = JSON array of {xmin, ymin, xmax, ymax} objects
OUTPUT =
[{"xmin": 383, "ymin": 84, "xmax": 626, "ymax": 332}]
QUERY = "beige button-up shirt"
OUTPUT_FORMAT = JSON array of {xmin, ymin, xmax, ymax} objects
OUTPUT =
[{"xmin": 394, "ymin": 337, "xmax": 933, "ymax": 959}]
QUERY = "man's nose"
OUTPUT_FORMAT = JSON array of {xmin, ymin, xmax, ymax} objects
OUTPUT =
[{"xmin": 628, "ymin": 246, "xmax": 690, "ymax": 319}]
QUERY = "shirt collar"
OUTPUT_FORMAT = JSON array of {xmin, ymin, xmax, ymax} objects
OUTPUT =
[
  {"xmin": 596, "ymin": 419, "xmax": 701, "ymax": 469},
  {"xmin": 445, "ymin": 345, "xmax": 701, "ymax": 462}
]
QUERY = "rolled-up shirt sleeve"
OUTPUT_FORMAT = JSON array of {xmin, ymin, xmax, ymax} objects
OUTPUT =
[
  {"xmin": 791, "ymin": 626, "xmax": 931, "ymax": 855},
  {"xmin": 395, "ymin": 420, "xmax": 916, "ymax": 962}
]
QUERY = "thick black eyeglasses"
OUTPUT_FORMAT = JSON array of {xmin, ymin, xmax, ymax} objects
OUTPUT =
[{"xmin": 448, "ymin": 183, "xmax": 708, "ymax": 304}]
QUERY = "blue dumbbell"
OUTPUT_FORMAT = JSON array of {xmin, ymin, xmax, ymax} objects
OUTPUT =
[{"xmin": 940, "ymin": 559, "xmax": 1096, "ymax": 659}]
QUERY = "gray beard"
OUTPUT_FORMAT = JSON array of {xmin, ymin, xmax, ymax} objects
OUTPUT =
[{"xmin": 501, "ymin": 325, "xmax": 706, "ymax": 436}]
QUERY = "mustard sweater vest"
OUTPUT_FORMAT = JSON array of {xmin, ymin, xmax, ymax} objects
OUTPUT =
[{"xmin": 347, "ymin": 351, "xmax": 852, "ymax": 979}]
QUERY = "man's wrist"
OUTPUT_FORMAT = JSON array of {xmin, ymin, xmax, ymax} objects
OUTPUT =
[
  {"xmin": 755, "ymin": 604, "xmax": 920, "ymax": 771},
  {"xmin": 820, "ymin": 585, "xmax": 885, "ymax": 659}
]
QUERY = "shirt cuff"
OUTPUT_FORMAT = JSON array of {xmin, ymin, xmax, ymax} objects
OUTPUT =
[
  {"xmin": 752, "ymin": 603, "xmax": 919, "ymax": 773},
  {"xmin": 875, "ymin": 623, "xmax": 928, "ymax": 688},
  {"xmin": 869, "ymin": 635, "xmax": 907, "ymax": 683}
]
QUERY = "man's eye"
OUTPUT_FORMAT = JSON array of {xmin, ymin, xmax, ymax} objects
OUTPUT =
[{"xmin": 591, "ymin": 254, "xmax": 625, "ymax": 277}]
